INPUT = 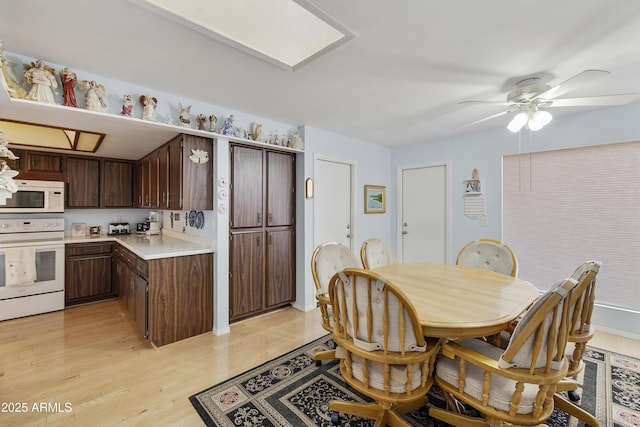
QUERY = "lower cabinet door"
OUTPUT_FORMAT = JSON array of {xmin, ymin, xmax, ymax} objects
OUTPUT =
[
  {"xmin": 266, "ymin": 229, "xmax": 294, "ymax": 307},
  {"xmin": 65, "ymin": 255, "xmax": 113, "ymax": 305},
  {"xmin": 229, "ymin": 231, "xmax": 264, "ymax": 320}
]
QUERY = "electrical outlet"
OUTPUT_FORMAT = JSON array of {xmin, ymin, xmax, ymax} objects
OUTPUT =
[{"xmin": 480, "ymin": 217, "xmax": 488, "ymax": 227}]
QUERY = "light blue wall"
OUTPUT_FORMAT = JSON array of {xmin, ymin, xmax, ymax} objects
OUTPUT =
[
  {"xmin": 392, "ymin": 103, "xmax": 640, "ymax": 261},
  {"xmin": 391, "ymin": 102, "xmax": 640, "ymax": 337},
  {"xmin": 295, "ymin": 126, "xmax": 393, "ymax": 311}
]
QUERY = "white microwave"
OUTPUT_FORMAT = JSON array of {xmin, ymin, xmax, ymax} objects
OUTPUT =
[{"xmin": 0, "ymin": 180, "xmax": 64, "ymax": 213}]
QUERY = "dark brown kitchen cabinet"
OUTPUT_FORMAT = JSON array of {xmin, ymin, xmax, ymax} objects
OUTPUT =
[
  {"xmin": 229, "ymin": 231, "xmax": 264, "ymax": 319},
  {"xmin": 168, "ymin": 134, "xmax": 213, "ymax": 210},
  {"xmin": 266, "ymin": 151, "xmax": 295, "ymax": 227},
  {"xmin": 157, "ymin": 144, "xmax": 169, "ymax": 208},
  {"xmin": 229, "ymin": 143, "xmax": 295, "ymax": 322},
  {"xmin": 114, "ymin": 243, "xmax": 213, "ymax": 346},
  {"xmin": 65, "ymin": 242, "xmax": 115, "ymax": 306},
  {"xmin": 4, "ymin": 148, "xmax": 64, "ymax": 181},
  {"xmin": 103, "ymin": 160, "xmax": 133, "ymax": 207},
  {"xmin": 149, "ymin": 151, "xmax": 159, "ymax": 207},
  {"xmin": 134, "ymin": 134, "xmax": 213, "ymax": 210},
  {"xmin": 115, "ymin": 245, "xmax": 147, "ymax": 339},
  {"xmin": 266, "ymin": 229, "xmax": 295, "ymax": 307},
  {"xmin": 26, "ymin": 151, "xmax": 64, "ymax": 174},
  {"xmin": 65, "ymin": 156, "xmax": 101, "ymax": 207},
  {"xmin": 230, "ymin": 145, "xmax": 263, "ymax": 228}
]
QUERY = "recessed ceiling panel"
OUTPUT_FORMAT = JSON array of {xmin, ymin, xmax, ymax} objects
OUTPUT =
[{"xmin": 129, "ymin": 0, "xmax": 354, "ymax": 70}]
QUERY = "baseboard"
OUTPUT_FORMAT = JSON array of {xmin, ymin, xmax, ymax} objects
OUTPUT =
[
  {"xmin": 592, "ymin": 303, "xmax": 640, "ymax": 340},
  {"xmin": 212, "ymin": 326, "xmax": 230, "ymax": 336},
  {"xmin": 291, "ymin": 301, "xmax": 317, "ymax": 312}
]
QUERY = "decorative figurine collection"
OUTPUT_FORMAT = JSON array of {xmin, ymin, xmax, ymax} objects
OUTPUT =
[{"xmin": 0, "ymin": 40, "xmax": 304, "ymax": 150}]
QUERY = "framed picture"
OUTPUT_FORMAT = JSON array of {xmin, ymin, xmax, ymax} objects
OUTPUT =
[
  {"xmin": 464, "ymin": 179, "xmax": 482, "ymax": 195},
  {"xmin": 71, "ymin": 223, "xmax": 86, "ymax": 237},
  {"xmin": 364, "ymin": 185, "xmax": 386, "ymax": 214}
]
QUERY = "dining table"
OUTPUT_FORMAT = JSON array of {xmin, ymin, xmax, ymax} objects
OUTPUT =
[{"xmin": 372, "ymin": 262, "xmax": 539, "ymax": 339}]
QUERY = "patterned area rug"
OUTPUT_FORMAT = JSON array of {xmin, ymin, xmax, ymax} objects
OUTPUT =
[{"xmin": 190, "ymin": 335, "xmax": 640, "ymax": 427}]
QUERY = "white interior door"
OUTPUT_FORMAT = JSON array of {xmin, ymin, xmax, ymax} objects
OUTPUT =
[
  {"xmin": 314, "ymin": 158, "xmax": 353, "ymax": 250},
  {"xmin": 399, "ymin": 164, "xmax": 448, "ymax": 263}
]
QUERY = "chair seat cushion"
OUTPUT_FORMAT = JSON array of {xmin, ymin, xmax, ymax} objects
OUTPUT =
[
  {"xmin": 436, "ymin": 339, "xmax": 545, "ymax": 414},
  {"xmin": 336, "ymin": 346, "xmax": 424, "ymax": 393}
]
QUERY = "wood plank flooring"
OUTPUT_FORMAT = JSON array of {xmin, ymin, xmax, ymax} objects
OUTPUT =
[
  {"xmin": 0, "ymin": 300, "xmax": 326, "ymax": 426},
  {"xmin": 1, "ymin": 300, "xmax": 638, "ymax": 426}
]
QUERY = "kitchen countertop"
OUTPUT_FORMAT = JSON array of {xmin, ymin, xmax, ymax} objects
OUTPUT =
[{"xmin": 64, "ymin": 232, "xmax": 214, "ymax": 260}]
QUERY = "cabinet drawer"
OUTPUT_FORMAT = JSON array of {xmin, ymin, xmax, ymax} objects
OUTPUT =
[
  {"xmin": 117, "ymin": 247, "xmax": 137, "ymax": 267},
  {"xmin": 67, "ymin": 243, "xmax": 113, "ymax": 257},
  {"xmin": 135, "ymin": 258, "xmax": 148, "ymax": 279}
]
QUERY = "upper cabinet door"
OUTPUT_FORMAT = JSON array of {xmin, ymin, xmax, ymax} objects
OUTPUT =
[
  {"xmin": 66, "ymin": 157, "xmax": 101, "ymax": 208},
  {"xmin": 181, "ymin": 135, "xmax": 213, "ymax": 210},
  {"xmin": 230, "ymin": 145, "xmax": 263, "ymax": 229},
  {"xmin": 266, "ymin": 151, "xmax": 295, "ymax": 227},
  {"xmin": 103, "ymin": 160, "xmax": 133, "ymax": 207}
]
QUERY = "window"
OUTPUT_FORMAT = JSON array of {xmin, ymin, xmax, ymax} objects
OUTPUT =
[{"xmin": 503, "ymin": 141, "xmax": 640, "ymax": 312}]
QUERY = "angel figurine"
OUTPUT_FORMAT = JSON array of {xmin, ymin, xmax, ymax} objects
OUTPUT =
[
  {"xmin": 195, "ymin": 114, "xmax": 207, "ymax": 130},
  {"xmin": 178, "ymin": 103, "xmax": 191, "ymax": 127},
  {"xmin": 208, "ymin": 114, "xmax": 217, "ymax": 132},
  {"xmin": 0, "ymin": 161, "xmax": 19, "ymax": 193},
  {"xmin": 0, "ymin": 41, "xmax": 26, "ymax": 99},
  {"xmin": 59, "ymin": 67, "xmax": 77, "ymax": 107},
  {"xmin": 140, "ymin": 95, "xmax": 158, "ymax": 121},
  {"xmin": 0, "ymin": 132, "xmax": 19, "ymax": 160},
  {"xmin": 78, "ymin": 80, "xmax": 107, "ymax": 112},
  {"xmin": 121, "ymin": 94, "xmax": 134, "ymax": 116},
  {"xmin": 23, "ymin": 60, "xmax": 57, "ymax": 103},
  {"xmin": 252, "ymin": 123, "xmax": 265, "ymax": 142}
]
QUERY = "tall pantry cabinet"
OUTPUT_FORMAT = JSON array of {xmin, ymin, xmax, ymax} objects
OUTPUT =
[{"xmin": 229, "ymin": 143, "xmax": 296, "ymax": 321}]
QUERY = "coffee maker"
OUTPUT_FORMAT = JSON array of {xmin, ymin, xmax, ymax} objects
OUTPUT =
[{"xmin": 147, "ymin": 211, "xmax": 161, "ymax": 236}]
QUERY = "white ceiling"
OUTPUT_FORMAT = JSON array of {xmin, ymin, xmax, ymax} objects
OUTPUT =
[{"xmin": 3, "ymin": 0, "xmax": 640, "ymax": 149}]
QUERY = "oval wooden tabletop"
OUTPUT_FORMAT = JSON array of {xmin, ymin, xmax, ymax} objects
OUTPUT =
[{"xmin": 372, "ymin": 263, "xmax": 539, "ymax": 338}]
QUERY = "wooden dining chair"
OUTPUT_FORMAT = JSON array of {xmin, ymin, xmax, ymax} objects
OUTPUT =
[
  {"xmin": 360, "ymin": 237, "xmax": 399, "ymax": 269},
  {"xmin": 310, "ymin": 242, "xmax": 360, "ymax": 364},
  {"xmin": 456, "ymin": 238, "xmax": 518, "ymax": 277},
  {"xmin": 328, "ymin": 268, "xmax": 439, "ymax": 426},
  {"xmin": 553, "ymin": 260, "xmax": 601, "ymax": 427},
  {"xmin": 429, "ymin": 276, "xmax": 576, "ymax": 427}
]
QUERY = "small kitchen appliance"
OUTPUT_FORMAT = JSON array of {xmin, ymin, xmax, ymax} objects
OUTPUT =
[{"xmin": 108, "ymin": 222, "xmax": 130, "ymax": 235}]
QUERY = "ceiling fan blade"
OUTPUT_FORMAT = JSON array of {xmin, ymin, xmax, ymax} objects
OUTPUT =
[
  {"xmin": 459, "ymin": 100, "xmax": 512, "ymax": 106},
  {"xmin": 536, "ymin": 69, "xmax": 612, "ymax": 101},
  {"xmin": 455, "ymin": 109, "xmax": 516, "ymax": 130},
  {"xmin": 549, "ymin": 93, "xmax": 638, "ymax": 107}
]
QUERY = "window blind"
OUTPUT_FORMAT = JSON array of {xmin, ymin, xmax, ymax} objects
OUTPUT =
[{"xmin": 503, "ymin": 141, "xmax": 640, "ymax": 312}]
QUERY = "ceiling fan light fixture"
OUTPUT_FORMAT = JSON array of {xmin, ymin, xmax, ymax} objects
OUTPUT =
[
  {"xmin": 507, "ymin": 112, "xmax": 529, "ymax": 132},
  {"xmin": 527, "ymin": 109, "xmax": 552, "ymax": 131}
]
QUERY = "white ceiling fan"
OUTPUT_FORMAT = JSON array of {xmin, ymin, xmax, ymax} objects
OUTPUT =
[{"xmin": 458, "ymin": 69, "xmax": 638, "ymax": 132}]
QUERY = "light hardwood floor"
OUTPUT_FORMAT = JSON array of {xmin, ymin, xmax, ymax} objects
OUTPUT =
[
  {"xmin": 1, "ymin": 300, "xmax": 638, "ymax": 426},
  {"xmin": 0, "ymin": 300, "xmax": 326, "ymax": 426}
]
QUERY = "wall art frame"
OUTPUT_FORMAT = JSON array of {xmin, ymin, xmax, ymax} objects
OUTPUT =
[{"xmin": 364, "ymin": 184, "xmax": 386, "ymax": 214}]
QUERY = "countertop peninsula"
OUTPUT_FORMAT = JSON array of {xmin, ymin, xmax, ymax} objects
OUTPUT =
[{"xmin": 64, "ymin": 230, "xmax": 214, "ymax": 260}]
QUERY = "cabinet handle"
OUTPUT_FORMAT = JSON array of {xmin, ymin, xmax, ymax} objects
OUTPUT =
[
  {"xmin": 256, "ymin": 213, "xmax": 262, "ymax": 224},
  {"xmin": 256, "ymin": 235, "xmax": 261, "ymax": 246},
  {"xmin": 268, "ymin": 213, "xmax": 273, "ymax": 223}
]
